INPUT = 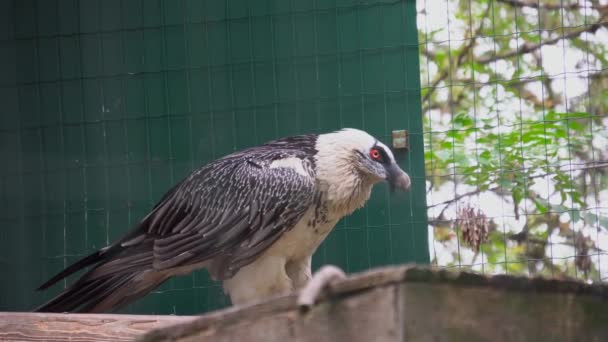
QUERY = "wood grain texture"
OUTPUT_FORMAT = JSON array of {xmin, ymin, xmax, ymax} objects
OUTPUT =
[
  {"xmin": 401, "ymin": 282, "xmax": 608, "ymax": 342},
  {"xmin": 145, "ymin": 285, "xmax": 399, "ymax": 342},
  {"xmin": 140, "ymin": 265, "xmax": 608, "ymax": 342},
  {"xmin": 0, "ymin": 312, "xmax": 196, "ymax": 342},
  {"xmin": 4, "ymin": 266, "xmax": 608, "ymax": 342}
]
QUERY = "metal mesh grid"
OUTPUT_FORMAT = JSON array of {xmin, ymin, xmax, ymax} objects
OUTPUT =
[
  {"xmin": 419, "ymin": 0, "xmax": 608, "ymax": 281},
  {"xmin": 0, "ymin": 0, "xmax": 427, "ymax": 314}
]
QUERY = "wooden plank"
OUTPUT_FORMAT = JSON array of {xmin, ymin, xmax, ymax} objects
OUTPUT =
[
  {"xmin": 4, "ymin": 266, "xmax": 608, "ymax": 342},
  {"xmin": 140, "ymin": 266, "xmax": 608, "ymax": 342},
  {"xmin": 0, "ymin": 266, "xmax": 411, "ymax": 342},
  {"xmin": 401, "ymin": 282, "xmax": 608, "ymax": 342},
  {"xmin": 142, "ymin": 285, "xmax": 399, "ymax": 342},
  {"xmin": 139, "ymin": 265, "xmax": 413, "ymax": 342},
  {"xmin": 0, "ymin": 312, "xmax": 197, "ymax": 342}
]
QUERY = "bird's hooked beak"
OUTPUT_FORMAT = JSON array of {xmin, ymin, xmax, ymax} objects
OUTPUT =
[{"xmin": 386, "ymin": 163, "xmax": 411, "ymax": 192}]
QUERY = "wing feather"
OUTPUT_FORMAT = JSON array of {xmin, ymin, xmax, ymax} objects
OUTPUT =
[
  {"xmin": 140, "ymin": 155, "xmax": 316, "ymax": 279},
  {"xmin": 35, "ymin": 133, "xmax": 319, "ymax": 308}
]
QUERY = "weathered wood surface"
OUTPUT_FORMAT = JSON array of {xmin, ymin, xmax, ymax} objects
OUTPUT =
[
  {"xmin": 141, "ymin": 265, "xmax": 608, "ymax": 342},
  {"xmin": 0, "ymin": 312, "xmax": 196, "ymax": 342},
  {"xmin": 3, "ymin": 265, "xmax": 608, "ymax": 342},
  {"xmin": 142, "ymin": 285, "xmax": 401, "ymax": 342},
  {"xmin": 402, "ymin": 282, "xmax": 608, "ymax": 341}
]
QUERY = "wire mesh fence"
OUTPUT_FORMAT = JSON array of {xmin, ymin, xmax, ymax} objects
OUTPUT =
[
  {"xmin": 0, "ymin": 0, "xmax": 427, "ymax": 314},
  {"xmin": 1, "ymin": 0, "xmax": 606, "ymax": 316},
  {"xmin": 419, "ymin": 0, "xmax": 608, "ymax": 282}
]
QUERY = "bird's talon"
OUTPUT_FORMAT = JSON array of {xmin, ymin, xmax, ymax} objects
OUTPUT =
[{"xmin": 297, "ymin": 265, "xmax": 346, "ymax": 313}]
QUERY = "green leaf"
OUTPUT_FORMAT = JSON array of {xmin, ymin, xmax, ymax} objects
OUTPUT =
[
  {"xmin": 478, "ymin": 150, "xmax": 492, "ymax": 165},
  {"xmin": 440, "ymin": 141, "xmax": 453, "ymax": 149},
  {"xmin": 570, "ymin": 210, "xmax": 581, "ymax": 223},
  {"xmin": 497, "ymin": 177, "xmax": 513, "ymax": 189},
  {"xmin": 534, "ymin": 198, "xmax": 549, "ymax": 213},
  {"xmin": 600, "ymin": 216, "xmax": 608, "ymax": 231},
  {"xmin": 512, "ymin": 188, "xmax": 523, "ymax": 205},
  {"xmin": 583, "ymin": 212, "xmax": 598, "ymax": 223}
]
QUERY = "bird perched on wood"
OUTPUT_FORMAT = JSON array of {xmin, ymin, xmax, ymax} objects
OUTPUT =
[{"xmin": 35, "ymin": 128, "xmax": 411, "ymax": 313}]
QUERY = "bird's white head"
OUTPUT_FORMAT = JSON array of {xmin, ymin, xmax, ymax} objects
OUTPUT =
[{"xmin": 315, "ymin": 128, "xmax": 411, "ymax": 214}]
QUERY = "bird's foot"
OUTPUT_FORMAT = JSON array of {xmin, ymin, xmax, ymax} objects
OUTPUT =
[{"xmin": 297, "ymin": 265, "xmax": 346, "ymax": 313}]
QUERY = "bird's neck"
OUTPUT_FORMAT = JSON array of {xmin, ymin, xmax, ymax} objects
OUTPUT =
[{"xmin": 316, "ymin": 163, "xmax": 376, "ymax": 217}]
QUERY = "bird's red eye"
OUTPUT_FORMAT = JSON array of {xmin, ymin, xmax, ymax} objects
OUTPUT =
[{"xmin": 370, "ymin": 148, "xmax": 381, "ymax": 160}]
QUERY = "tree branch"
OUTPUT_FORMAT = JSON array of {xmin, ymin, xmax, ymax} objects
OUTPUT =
[
  {"xmin": 476, "ymin": 17, "xmax": 608, "ymax": 65},
  {"xmin": 421, "ymin": 3, "xmax": 493, "ymax": 105},
  {"xmin": 497, "ymin": 0, "xmax": 606, "ymax": 11},
  {"xmin": 432, "ymin": 69, "xmax": 608, "ymax": 90},
  {"xmin": 427, "ymin": 161, "xmax": 608, "ymax": 211},
  {"xmin": 508, "ymin": 234, "xmax": 606, "ymax": 254},
  {"xmin": 421, "ymin": 5, "xmax": 607, "ymax": 114}
]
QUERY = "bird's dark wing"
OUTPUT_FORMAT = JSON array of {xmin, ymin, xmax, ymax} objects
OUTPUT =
[
  {"xmin": 35, "ymin": 135, "xmax": 320, "ymax": 312},
  {"xmin": 133, "ymin": 154, "xmax": 317, "ymax": 279}
]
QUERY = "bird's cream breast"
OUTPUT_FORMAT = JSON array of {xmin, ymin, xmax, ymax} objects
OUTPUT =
[{"xmin": 265, "ymin": 209, "xmax": 338, "ymax": 261}]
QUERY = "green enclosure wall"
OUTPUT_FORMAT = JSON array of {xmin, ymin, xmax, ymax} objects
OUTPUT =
[{"xmin": 0, "ymin": 0, "xmax": 427, "ymax": 314}]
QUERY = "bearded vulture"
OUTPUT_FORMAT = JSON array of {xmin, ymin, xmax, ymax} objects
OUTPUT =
[{"xmin": 35, "ymin": 128, "xmax": 411, "ymax": 313}]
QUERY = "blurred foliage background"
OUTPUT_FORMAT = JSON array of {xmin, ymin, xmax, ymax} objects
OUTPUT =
[{"xmin": 418, "ymin": 0, "xmax": 608, "ymax": 281}]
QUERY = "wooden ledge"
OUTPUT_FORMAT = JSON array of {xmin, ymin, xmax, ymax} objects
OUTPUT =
[
  {"xmin": 141, "ymin": 265, "xmax": 608, "ymax": 342},
  {"xmin": 2, "ymin": 265, "xmax": 608, "ymax": 342},
  {"xmin": 0, "ymin": 312, "xmax": 197, "ymax": 341}
]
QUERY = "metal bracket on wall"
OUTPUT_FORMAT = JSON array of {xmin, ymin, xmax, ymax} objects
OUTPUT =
[{"xmin": 392, "ymin": 130, "xmax": 409, "ymax": 150}]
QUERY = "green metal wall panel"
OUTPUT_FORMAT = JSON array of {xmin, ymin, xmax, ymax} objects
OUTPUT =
[{"xmin": 0, "ymin": 0, "xmax": 428, "ymax": 314}]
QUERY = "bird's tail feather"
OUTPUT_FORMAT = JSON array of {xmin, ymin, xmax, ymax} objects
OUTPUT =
[
  {"xmin": 36, "ymin": 249, "xmax": 108, "ymax": 291},
  {"xmin": 35, "ymin": 242, "xmax": 170, "ymax": 313},
  {"xmin": 35, "ymin": 268, "xmax": 170, "ymax": 313}
]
